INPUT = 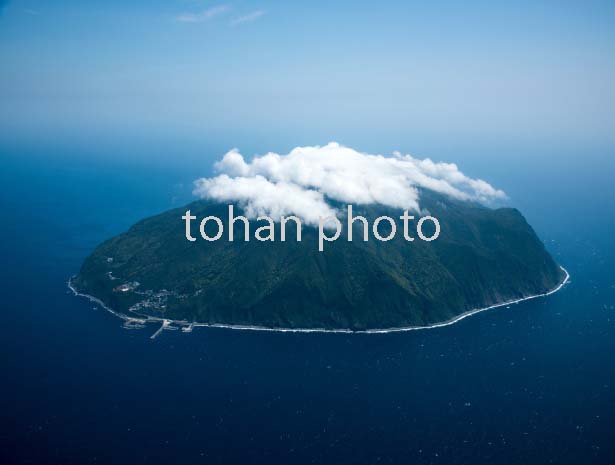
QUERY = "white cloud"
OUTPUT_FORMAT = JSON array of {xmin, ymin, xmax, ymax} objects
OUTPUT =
[
  {"xmin": 193, "ymin": 142, "xmax": 507, "ymax": 225},
  {"xmin": 176, "ymin": 5, "xmax": 229, "ymax": 23},
  {"xmin": 195, "ymin": 175, "xmax": 336, "ymax": 225},
  {"xmin": 230, "ymin": 10, "xmax": 265, "ymax": 26}
]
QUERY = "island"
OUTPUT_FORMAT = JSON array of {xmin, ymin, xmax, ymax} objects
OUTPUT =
[{"xmin": 71, "ymin": 189, "xmax": 567, "ymax": 332}]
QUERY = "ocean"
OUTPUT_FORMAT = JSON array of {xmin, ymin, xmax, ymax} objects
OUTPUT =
[{"xmin": 1, "ymin": 138, "xmax": 614, "ymax": 464}]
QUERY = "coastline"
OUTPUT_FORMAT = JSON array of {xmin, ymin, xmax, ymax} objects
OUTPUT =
[{"xmin": 68, "ymin": 266, "xmax": 570, "ymax": 336}]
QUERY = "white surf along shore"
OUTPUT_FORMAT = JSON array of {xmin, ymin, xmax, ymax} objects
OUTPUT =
[{"xmin": 68, "ymin": 266, "xmax": 570, "ymax": 338}]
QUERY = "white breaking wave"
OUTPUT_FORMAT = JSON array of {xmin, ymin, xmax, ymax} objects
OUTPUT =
[{"xmin": 68, "ymin": 267, "xmax": 570, "ymax": 335}]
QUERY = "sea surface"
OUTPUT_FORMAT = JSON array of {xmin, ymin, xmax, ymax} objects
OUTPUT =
[{"xmin": 1, "ymin": 139, "xmax": 614, "ymax": 464}]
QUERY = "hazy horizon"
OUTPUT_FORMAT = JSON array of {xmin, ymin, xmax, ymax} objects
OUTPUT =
[{"xmin": 1, "ymin": 0, "xmax": 613, "ymax": 154}]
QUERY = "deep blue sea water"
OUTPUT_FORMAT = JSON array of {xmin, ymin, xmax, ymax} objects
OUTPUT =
[{"xmin": 1, "ymin": 139, "xmax": 614, "ymax": 464}]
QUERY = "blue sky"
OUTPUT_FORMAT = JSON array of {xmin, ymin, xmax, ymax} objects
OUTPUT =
[{"xmin": 0, "ymin": 0, "xmax": 613, "ymax": 153}]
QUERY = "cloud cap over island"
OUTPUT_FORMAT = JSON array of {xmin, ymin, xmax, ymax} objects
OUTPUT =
[{"xmin": 193, "ymin": 143, "xmax": 507, "ymax": 225}]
